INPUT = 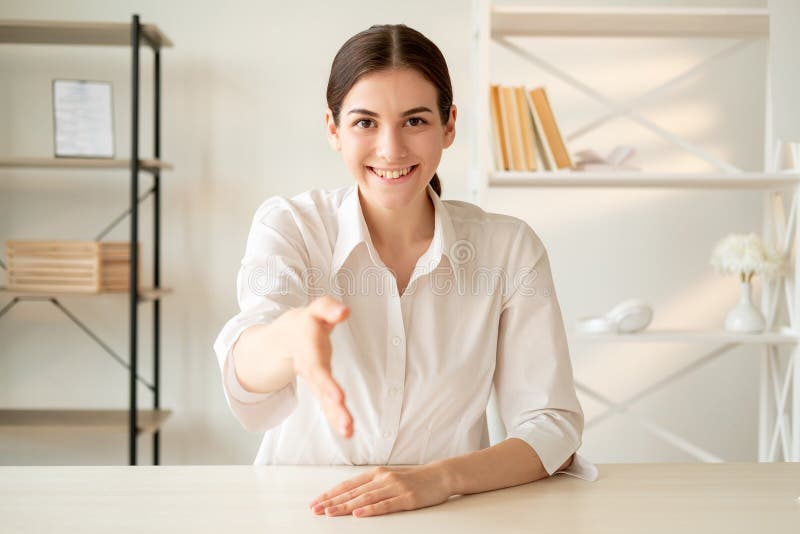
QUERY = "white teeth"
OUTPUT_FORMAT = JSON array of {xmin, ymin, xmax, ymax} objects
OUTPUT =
[{"xmin": 371, "ymin": 165, "xmax": 414, "ymax": 179}]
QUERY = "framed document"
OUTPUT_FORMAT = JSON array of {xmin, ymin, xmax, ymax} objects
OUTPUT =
[{"xmin": 52, "ymin": 79, "xmax": 115, "ymax": 158}]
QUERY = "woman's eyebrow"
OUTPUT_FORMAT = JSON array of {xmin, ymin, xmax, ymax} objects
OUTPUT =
[{"xmin": 347, "ymin": 106, "xmax": 433, "ymax": 118}]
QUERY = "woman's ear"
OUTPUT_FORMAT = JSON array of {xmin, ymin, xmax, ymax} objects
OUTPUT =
[
  {"xmin": 443, "ymin": 104, "xmax": 457, "ymax": 149},
  {"xmin": 325, "ymin": 108, "xmax": 341, "ymax": 151}
]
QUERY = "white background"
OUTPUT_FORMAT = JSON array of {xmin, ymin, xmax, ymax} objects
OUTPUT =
[{"xmin": 0, "ymin": 0, "xmax": 786, "ymax": 465}]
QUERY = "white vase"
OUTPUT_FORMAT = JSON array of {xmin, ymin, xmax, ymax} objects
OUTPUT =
[{"xmin": 724, "ymin": 280, "xmax": 765, "ymax": 333}]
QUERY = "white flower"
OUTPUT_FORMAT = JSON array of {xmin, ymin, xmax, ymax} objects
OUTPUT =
[{"xmin": 710, "ymin": 232, "xmax": 786, "ymax": 282}]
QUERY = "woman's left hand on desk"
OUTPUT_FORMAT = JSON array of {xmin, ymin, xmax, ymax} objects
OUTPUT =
[{"xmin": 309, "ymin": 463, "xmax": 450, "ymax": 518}]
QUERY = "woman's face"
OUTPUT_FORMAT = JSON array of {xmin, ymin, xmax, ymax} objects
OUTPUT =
[{"xmin": 325, "ymin": 68, "xmax": 456, "ymax": 211}]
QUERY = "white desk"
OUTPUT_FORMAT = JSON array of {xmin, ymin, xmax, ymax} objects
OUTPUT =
[{"xmin": 1, "ymin": 463, "xmax": 798, "ymax": 533}]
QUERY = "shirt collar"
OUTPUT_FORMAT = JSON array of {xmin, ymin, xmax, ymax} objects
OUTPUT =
[{"xmin": 331, "ymin": 182, "xmax": 458, "ymax": 277}]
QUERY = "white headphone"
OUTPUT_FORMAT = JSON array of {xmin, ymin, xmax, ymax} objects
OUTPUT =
[{"xmin": 576, "ymin": 299, "xmax": 653, "ymax": 334}]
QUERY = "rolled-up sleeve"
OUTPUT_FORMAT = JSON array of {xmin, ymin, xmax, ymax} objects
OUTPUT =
[
  {"xmin": 493, "ymin": 223, "xmax": 598, "ymax": 482},
  {"xmin": 213, "ymin": 198, "xmax": 310, "ymax": 433}
]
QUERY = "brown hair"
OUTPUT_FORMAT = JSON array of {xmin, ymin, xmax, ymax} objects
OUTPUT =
[{"xmin": 326, "ymin": 24, "xmax": 453, "ymax": 198}]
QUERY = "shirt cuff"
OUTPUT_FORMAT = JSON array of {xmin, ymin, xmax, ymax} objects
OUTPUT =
[
  {"xmin": 553, "ymin": 452, "xmax": 599, "ymax": 482},
  {"xmin": 506, "ymin": 411, "xmax": 583, "ymax": 478}
]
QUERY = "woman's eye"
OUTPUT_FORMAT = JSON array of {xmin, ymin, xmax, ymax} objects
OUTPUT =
[{"xmin": 353, "ymin": 117, "xmax": 427, "ymax": 128}]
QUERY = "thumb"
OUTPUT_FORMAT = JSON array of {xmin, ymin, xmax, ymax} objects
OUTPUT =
[{"xmin": 307, "ymin": 296, "xmax": 349, "ymax": 326}]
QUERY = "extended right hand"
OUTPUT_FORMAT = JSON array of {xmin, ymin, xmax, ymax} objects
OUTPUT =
[{"xmin": 276, "ymin": 295, "xmax": 353, "ymax": 438}]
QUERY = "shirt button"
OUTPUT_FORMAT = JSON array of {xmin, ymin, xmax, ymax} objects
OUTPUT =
[
  {"xmin": 383, "ymin": 430, "xmax": 393, "ymax": 439},
  {"xmin": 392, "ymin": 336, "xmax": 401, "ymax": 347},
  {"xmin": 389, "ymin": 386, "xmax": 400, "ymax": 396}
]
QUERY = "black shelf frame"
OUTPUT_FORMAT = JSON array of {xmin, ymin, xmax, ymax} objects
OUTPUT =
[{"xmin": 131, "ymin": 12, "xmax": 163, "ymax": 466}]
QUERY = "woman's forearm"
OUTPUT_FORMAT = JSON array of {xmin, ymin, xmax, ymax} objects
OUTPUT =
[
  {"xmin": 434, "ymin": 437, "xmax": 574, "ymax": 497},
  {"xmin": 231, "ymin": 322, "xmax": 296, "ymax": 394}
]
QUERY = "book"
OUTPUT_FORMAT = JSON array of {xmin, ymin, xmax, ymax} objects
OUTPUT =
[
  {"xmin": 500, "ymin": 85, "xmax": 524, "ymax": 171},
  {"xmin": 514, "ymin": 86, "xmax": 538, "ymax": 171},
  {"xmin": 496, "ymin": 85, "xmax": 515, "ymax": 171},
  {"xmin": 574, "ymin": 146, "xmax": 640, "ymax": 172},
  {"xmin": 529, "ymin": 87, "xmax": 573, "ymax": 170},
  {"xmin": 489, "ymin": 84, "xmax": 509, "ymax": 171},
  {"xmin": 524, "ymin": 88, "xmax": 555, "ymax": 171}
]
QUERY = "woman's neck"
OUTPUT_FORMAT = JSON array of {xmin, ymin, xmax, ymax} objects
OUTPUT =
[{"xmin": 359, "ymin": 187, "xmax": 435, "ymax": 252}]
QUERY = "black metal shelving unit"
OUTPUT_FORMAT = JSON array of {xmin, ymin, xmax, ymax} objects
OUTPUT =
[{"xmin": 0, "ymin": 15, "xmax": 173, "ymax": 465}]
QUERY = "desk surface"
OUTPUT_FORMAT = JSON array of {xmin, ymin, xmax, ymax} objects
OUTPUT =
[{"xmin": 1, "ymin": 463, "xmax": 798, "ymax": 533}]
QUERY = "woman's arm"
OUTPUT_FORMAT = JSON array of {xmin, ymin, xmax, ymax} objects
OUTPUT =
[
  {"xmin": 434, "ymin": 437, "xmax": 574, "ymax": 496},
  {"xmin": 309, "ymin": 439, "xmax": 573, "ymax": 518},
  {"xmin": 232, "ymin": 321, "xmax": 296, "ymax": 394}
]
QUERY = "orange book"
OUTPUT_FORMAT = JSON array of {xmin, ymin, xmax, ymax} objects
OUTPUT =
[
  {"xmin": 500, "ymin": 86, "xmax": 524, "ymax": 171},
  {"xmin": 514, "ymin": 86, "xmax": 538, "ymax": 171},
  {"xmin": 489, "ymin": 84, "xmax": 509, "ymax": 171},
  {"xmin": 529, "ymin": 87, "xmax": 573, "ymax": 170}
]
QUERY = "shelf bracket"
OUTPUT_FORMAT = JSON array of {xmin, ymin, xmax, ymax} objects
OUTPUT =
[
  {"xmin": 766, "ymin": 345, "xmax": 794, "ymax": 460},
  {"xmin": 0, "ymin": 296, "xmax": 20, "ymax": 319},
  {"xmin": 566, "ymin": 39, "xmax": 752, "ymax": 142},
  {"xmin": 578, "ymin": 342, "xmax": 735, "ymax": 461},
  {"xmin": 94, "ymin": 185, "xmax": 156, "ymax": 241},
  {"xmin": 0, "ymin": 296, "xmax": 155, "ymax": 392},
  {"xmin": 577, "ymin": 381, "xmax": 724, "ymax": 463}
]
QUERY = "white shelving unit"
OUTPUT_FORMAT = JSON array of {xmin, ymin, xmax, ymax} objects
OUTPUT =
[{"xmin": 472, "ymin": 1, "xmax": 799, "ymax": 463}]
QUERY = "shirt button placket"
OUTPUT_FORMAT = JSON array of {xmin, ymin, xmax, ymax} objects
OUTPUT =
[{"xmin": 380, "ymin": 287, "xmax": 406, "ymax": 464}]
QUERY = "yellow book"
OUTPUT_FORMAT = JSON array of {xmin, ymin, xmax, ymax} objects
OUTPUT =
[
  {"xmin": 529, "ymin": 87, "xmax": 573, "ymax": 170},
  {"xmin": 500, "ymin": 86, "xmax": 524, "ymax": 171},
  {"xmin": 489, "ymin": 84, "xmax": 509, "ymax": 171}
]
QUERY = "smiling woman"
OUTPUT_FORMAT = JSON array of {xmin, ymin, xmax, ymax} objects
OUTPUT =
[{"xmin": 213, "ymin": 23, "xmax": 597, "ymax": 520}]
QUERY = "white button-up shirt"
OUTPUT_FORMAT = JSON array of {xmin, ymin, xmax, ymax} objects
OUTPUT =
[{"xmin": 213, "ymin": 182, "xmax": 598, "ymax": 482}]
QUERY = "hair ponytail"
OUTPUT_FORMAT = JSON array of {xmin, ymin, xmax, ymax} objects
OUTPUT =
[{"xmin": 428, "ymin": 173, "xmax": 442, "ymax": 197}]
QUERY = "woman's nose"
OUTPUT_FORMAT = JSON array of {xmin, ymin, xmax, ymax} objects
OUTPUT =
[{"xmin": 375, "ymin": 126, "xmax": 407, "ymax": 160}]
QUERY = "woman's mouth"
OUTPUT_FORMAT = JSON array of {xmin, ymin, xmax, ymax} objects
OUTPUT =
[{"xmin": 367, "ymin": 164, "xmax": 419, "ymax": 185}]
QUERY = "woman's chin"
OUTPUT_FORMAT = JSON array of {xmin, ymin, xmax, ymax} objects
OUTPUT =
[{"xmin": 361, "ymin": 182, "xmax": 425, "ymax": 209}]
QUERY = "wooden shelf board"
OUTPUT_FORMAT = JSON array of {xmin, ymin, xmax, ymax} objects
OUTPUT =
[
  {"xmin": 0, "ymin": 157, "xmax": 173, "ymax": 173},
  {"xmin": 0, "ymin": 409, "xmax": 172, "ymax": 434},
  {"xmin": 0, "ymin": 286, "xmax": 172, "ymax": 302},
  {"xmin": 489, "ymin": 171, "xmax": 800, "ymax": 189},
  {"xmin": 0, "ymin": 20, "xmax": 172, "ymax": 48},
  {"xmin": 491, "ymin": 6, "xmax": 769, "ymax": 38},
  {"xmin": 574, "ymin": 328, "xmax": 800, "ymax": 344}
]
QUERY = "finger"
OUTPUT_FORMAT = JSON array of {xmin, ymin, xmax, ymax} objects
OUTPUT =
[
  {"xmin": 307, "ymin": 296, "xmax": 349, "ymax": 327},
  {"xmin": 309, "ymin": 471, "xmax": 374, "ymax": 510},
  {"xmin": 308, "ymin": 362, "xmax": 344, "ymax": 406},
  {"xmin": 302, "ymin": 374, "xmax": 349, "ymax": 437},
  {"xmin": 353, "ymin": 495, "xmax": 408, "ymax": 518},
  {"xmin": 324, "ymin": 486, "xmax": 394, "ymax": 517},
  {"xmin": 307, "ymin": 364, "xmax": 352, "ymax": 431},
  {"xmin": 317, "ymin": 479, "xmax": 380, "ymax": 511}
]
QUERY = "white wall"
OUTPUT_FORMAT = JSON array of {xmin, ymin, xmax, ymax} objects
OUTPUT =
[{"xmin": 0, "ymin": 0, "xmax": 779, "ymax": 466}]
